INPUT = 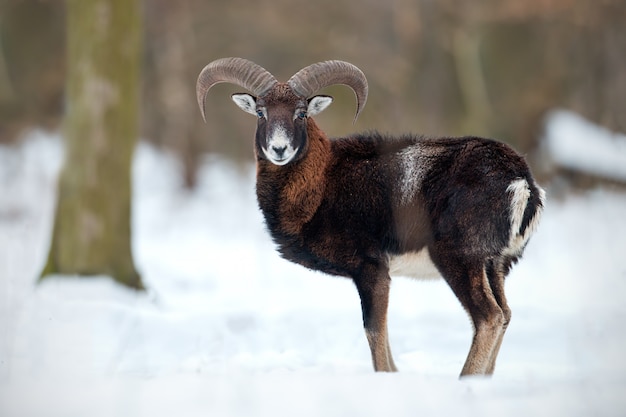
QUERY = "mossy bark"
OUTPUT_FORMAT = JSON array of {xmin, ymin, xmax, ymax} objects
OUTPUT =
[{"xmin": 41, "ymin": 0, "xmax": 143, "ymax": 290}]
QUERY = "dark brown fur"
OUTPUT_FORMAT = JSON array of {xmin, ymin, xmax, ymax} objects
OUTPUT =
[{"xmin": 278, "ymin": 122, "xmax": 331, "ymax": 236}]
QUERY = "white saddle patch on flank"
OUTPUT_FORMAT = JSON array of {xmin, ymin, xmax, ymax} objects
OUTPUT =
[
  {"xmin": 388, "ymin": 248, "xmax": 442, "ymax": 280},
  {"xmin": 397, "ymin": 145, "xmax": 426, "ymax": 205}
]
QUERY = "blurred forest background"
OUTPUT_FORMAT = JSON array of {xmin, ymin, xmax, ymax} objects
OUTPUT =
[{"xmin": 1, "ymin": 0, "xmax": 624, "ymax": 187}]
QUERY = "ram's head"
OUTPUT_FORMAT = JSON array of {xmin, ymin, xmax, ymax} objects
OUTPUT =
[{"xmin": 196, "ymin": 57, "xmax": 368, "ymax": 166}]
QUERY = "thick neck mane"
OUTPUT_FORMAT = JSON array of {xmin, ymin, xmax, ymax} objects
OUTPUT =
[{"xmin": 256, "ymin": 118, "xmax": 331, "ymax": 236}]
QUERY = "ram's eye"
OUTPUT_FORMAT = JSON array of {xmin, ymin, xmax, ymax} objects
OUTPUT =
[
  {"xmin": 256, "ymin": 109, "xmax": 265, "ymax": 119},
  {"xmin": 297, "ymin": 111, "xmax": 307, "ymax": 119}
]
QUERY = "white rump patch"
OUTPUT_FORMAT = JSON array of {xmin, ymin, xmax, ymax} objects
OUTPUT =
[
  {"xmin": 388, "ymin": 248, "xmax": 441, "ymax": 280},
  {"xmin": 507, "ymin": 179, "xmax": 530, "ymax": 239},
  {"xmin": 504, "ymin": 179, "xmax": 545, "ymax": 256}
]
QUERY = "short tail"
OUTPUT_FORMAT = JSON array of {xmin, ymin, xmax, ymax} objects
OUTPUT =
[
  {"xmin": 505, "ymin": 178, "xmax": 545, "ymax": 256},
  {"xmin": 519, "ymin": 179, "xmax": 545, "ymax": 238}
]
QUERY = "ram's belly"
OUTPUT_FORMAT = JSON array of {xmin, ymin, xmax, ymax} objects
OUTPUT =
[{"xmin": 388, "ymin": 248, "xmax": 441, "ymax": 280}]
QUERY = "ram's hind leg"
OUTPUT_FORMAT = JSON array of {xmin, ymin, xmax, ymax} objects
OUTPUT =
[
  {"xmin": 386, "ymin": 334, "xmax": 397, "ymax": 371},
  {"xmin": 432, "ymin": 251, "xmax": 505, "ymax": 377},
  {"xmin": 354, "ymin": 267, "xmax": 397, "ymax": 372},
  {"xmin": 485, "ymin": 258, "xmax": 513, "ymax": 374}
]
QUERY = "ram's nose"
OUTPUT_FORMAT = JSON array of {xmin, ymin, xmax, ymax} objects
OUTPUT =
[{"xmin": 272, "ymin": 145, "xmax": 287, "ymax": 158}]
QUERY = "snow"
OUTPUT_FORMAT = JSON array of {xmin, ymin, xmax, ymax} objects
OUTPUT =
[
  {"xmin": 1, "ymin": 123, "xmax": 626, "ymax": 416},
  {"xmin": 543, "ymin": 109, "xmax": 626, "ymax": 181}
]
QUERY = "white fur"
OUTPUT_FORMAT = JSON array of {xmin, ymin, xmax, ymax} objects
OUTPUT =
[
  {"xmin": 232, "ymin": 94, "xmax": 258, "ymax": 116},
  {"xmin": 307, "ymin": 96, "xmax": 333, "ymax": 116},
  {"xmin": 397, "ymin": 145, "xmax": 426, "ymax": 205},
  {"xmin": 503, "ymin": 179, "xmax": 545, "ymax": 256},
  {"xmin": 262, "ymin": 124, "xmax": 298, "ymax": 165},
  {"xmin": 388, "ymin": 248, "xmax": 441, "ymax": 280}
]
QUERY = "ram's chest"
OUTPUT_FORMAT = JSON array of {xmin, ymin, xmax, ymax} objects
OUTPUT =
[
  {"xmin": 256, "ymin": 142, "xmax": 330, "ymax": 236},
  {"xmin": 256, "ymin": 170, "xmax": 325, "ymax": 238}
]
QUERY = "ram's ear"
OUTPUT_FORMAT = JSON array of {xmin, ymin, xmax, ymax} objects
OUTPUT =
[
  {"xmin": 307, "ymin": 95, "xmax": 333, "ymax": 116},
  {"xmin": 231, "ymin": 93, "xmax": 258, "ymax": 116}
]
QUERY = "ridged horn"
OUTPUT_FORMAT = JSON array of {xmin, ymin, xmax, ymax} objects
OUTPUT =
[
  {"xmin": 287, "ymin": 60, "xmax": 368, "ymax": 122},
  {"xmin": 196, "ymin": 57, "xmax": 278, "ymax": 122}
]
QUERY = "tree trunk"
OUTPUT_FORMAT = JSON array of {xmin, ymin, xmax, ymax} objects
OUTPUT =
[{"xmin": 41, "ymin": 0, "xmax": 143, "ymax": 289}]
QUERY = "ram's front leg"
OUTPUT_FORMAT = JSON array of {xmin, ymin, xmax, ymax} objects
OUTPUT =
[{"xmin": 354, "ymin": 265, "xmax": 397, "ymax": 372}]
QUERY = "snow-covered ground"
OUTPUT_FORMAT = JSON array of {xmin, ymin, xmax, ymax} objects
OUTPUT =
[
  {"xmin": 1, "ymin": 117, "xmax": 625, "ymax": 416},
  {"xmin": 544, "ymin": 110, "xmax": 626, "ymax": 182}
]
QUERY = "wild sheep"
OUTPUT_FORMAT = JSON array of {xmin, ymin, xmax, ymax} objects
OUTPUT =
[{"xmin": 196, "ymin": 57, "xmax": 545, "ymax": 376}]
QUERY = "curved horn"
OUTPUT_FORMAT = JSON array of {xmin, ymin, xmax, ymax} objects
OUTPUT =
[
  {"xmin": 196, "ymin": 57, "xmax": 278, "ymax": 122},
  {"xmin": 287, "ymin": 60, "xmax": 368, "ymax": 122}
]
